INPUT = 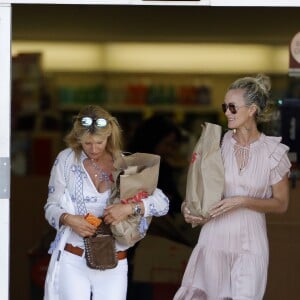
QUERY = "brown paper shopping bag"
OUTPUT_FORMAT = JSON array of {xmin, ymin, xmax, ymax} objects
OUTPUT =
[
  {"xmin": 109, "ymin": 153, "xmax": 160, "ymax": 246},
  {"xmin": 185, "ymin": 122, "xmax": 225, "ymax": 219}
]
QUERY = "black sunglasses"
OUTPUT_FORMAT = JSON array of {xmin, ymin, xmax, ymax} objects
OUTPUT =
[
  {"xmin": 79, "ymin": 116, "xmax": 108, "ymax": 128},
  {"xmin": 222, "ymin": 103, "xmax": 248, "ymax": 114}
]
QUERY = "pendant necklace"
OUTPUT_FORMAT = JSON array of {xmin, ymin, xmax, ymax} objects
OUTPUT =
[
  {"xmin": 233, "ymin": 132, "xmax": 260, "ymax": 174},
  {"xmin": 234, "ymin": 143, "xmax": 250, "ymax": 174},
  {"xmin": 89, "ymin": 159, "xmax": 110, "ymax": 183}
]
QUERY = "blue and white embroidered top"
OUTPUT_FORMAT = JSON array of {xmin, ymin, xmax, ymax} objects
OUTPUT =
[{"xmin": 45, "ymin": 148, "xmax": 170, "ymax": 253}]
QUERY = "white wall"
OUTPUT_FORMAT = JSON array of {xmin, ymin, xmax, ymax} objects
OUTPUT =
[{"xmin": 0, "ymin": 5, "xmax": 11, "ymax": 300}]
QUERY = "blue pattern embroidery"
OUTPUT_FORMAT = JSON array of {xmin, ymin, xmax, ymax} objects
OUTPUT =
[
  {"xmin": 73, "ymin": 164, "xmax": 88, "ymax": 215},
  {"xmin": 48, "ymin": 186, "xmax": 55, "ymax": 194},
  {"xmin": 50, "ymin": 216, "xmax": 56, "ymax": 228},
  {"xmin": 138, "ymin": 217, "xmax": 149, "ymax": 235},
  {"xmin": 84, "ymin": 196, "xmax": 98, "ymax": 203},
  {"xmin": 149, "ymin": 194, "xmax": 169, "ymax": 216},
  {"xmin": 48, "ymin": 228, "xmax": 65, "ymax": 254}
]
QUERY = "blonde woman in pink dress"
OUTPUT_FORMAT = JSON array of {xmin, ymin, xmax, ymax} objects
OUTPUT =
[{"xmin": 174, "ymin": 74, "xmax": 291, "ymax": 300}]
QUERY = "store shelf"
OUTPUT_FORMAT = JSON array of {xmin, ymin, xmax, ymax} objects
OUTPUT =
[{"xmin": 59, "ymin": 103, "xmax": 217, "ymax": 113}]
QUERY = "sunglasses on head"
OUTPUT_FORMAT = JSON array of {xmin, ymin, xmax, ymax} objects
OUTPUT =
[
  {"xmin": 79, "ymin": 116, "xmax": 108, "ymax": 128},
  {"xmin": 221, "ymin": 103, "xmax": 248, "ymax": 114}
]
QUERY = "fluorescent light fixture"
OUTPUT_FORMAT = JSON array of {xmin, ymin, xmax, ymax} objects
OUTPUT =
[
  {"xmin": 12, "ymin": 41, "xmax": 288, "ymax": 74},
  {"xmin": 12, "ymin": 41, "xmax": 105, "ymax": 71}
]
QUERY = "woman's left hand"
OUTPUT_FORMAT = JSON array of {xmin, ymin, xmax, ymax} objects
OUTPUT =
[
  {"xmin": 103, "ymin": 204, "xmax": 132, "ymax": 225},
  {"xmin": 209, "ymin": 196, "xmax": 243, "ymax": 218}
]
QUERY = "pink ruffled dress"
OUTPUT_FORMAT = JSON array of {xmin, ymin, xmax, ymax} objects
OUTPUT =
[{"xmin": 174, "ymin": 131, "xmax": 291, "ymax": 300}]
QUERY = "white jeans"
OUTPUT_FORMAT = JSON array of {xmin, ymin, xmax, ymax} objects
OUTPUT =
[{"xmin": 58, "ymin": 250, "xmax": 128, "ymax": 300}]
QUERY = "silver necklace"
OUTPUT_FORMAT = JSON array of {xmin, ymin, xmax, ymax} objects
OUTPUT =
[{"xmin": 89, "ymin": 159, "xmax": 110, "ymax": 183}]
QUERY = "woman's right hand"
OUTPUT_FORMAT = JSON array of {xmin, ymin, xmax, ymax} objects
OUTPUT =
[
  {"xmin": 181, "ymin": 201, "xmax": 209, "ymax": 225},
  {"xmin": 62, "ymin": 214, "xmax": 97, "ymax": 237}
]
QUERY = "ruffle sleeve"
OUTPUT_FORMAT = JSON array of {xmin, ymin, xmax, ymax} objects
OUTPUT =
[{"xmin": 264, "ymin": 136, "xmax": 291, "ymax": 185}]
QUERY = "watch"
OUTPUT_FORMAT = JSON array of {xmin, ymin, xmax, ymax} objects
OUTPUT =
[{"xmin": 132, "ymin": 203, "xmax": 142, "ymax": 216}]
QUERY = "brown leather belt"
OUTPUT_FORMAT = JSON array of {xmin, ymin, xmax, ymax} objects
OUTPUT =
[{"xmin": 64, "ymin": 243, "xmax": 127, "ymax": 260}]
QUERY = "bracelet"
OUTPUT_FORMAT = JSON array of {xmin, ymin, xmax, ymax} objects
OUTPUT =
[{"xmin": 61, "ymin": 213, "xmax": 70, "ymax": 225}]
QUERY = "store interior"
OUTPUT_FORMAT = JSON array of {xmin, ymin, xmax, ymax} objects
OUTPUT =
[{"xmin": 10, "ymin": 4, "xmax": 300, "ymax": 300}]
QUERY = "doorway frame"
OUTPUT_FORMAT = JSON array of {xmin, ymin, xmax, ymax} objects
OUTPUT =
[{"xmin": 1, "ymin": 1, "xmax": 300, "ymax": 299}]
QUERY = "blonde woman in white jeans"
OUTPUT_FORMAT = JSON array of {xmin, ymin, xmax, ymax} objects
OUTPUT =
[{"xmin": 43, "ymin": 105, "xmax": 169, "ymax": 300}]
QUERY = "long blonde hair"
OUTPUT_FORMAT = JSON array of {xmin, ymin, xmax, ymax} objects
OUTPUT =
[{"xmin": 65, "ymin": 105, "xmax": 123, "ymax": 159}]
